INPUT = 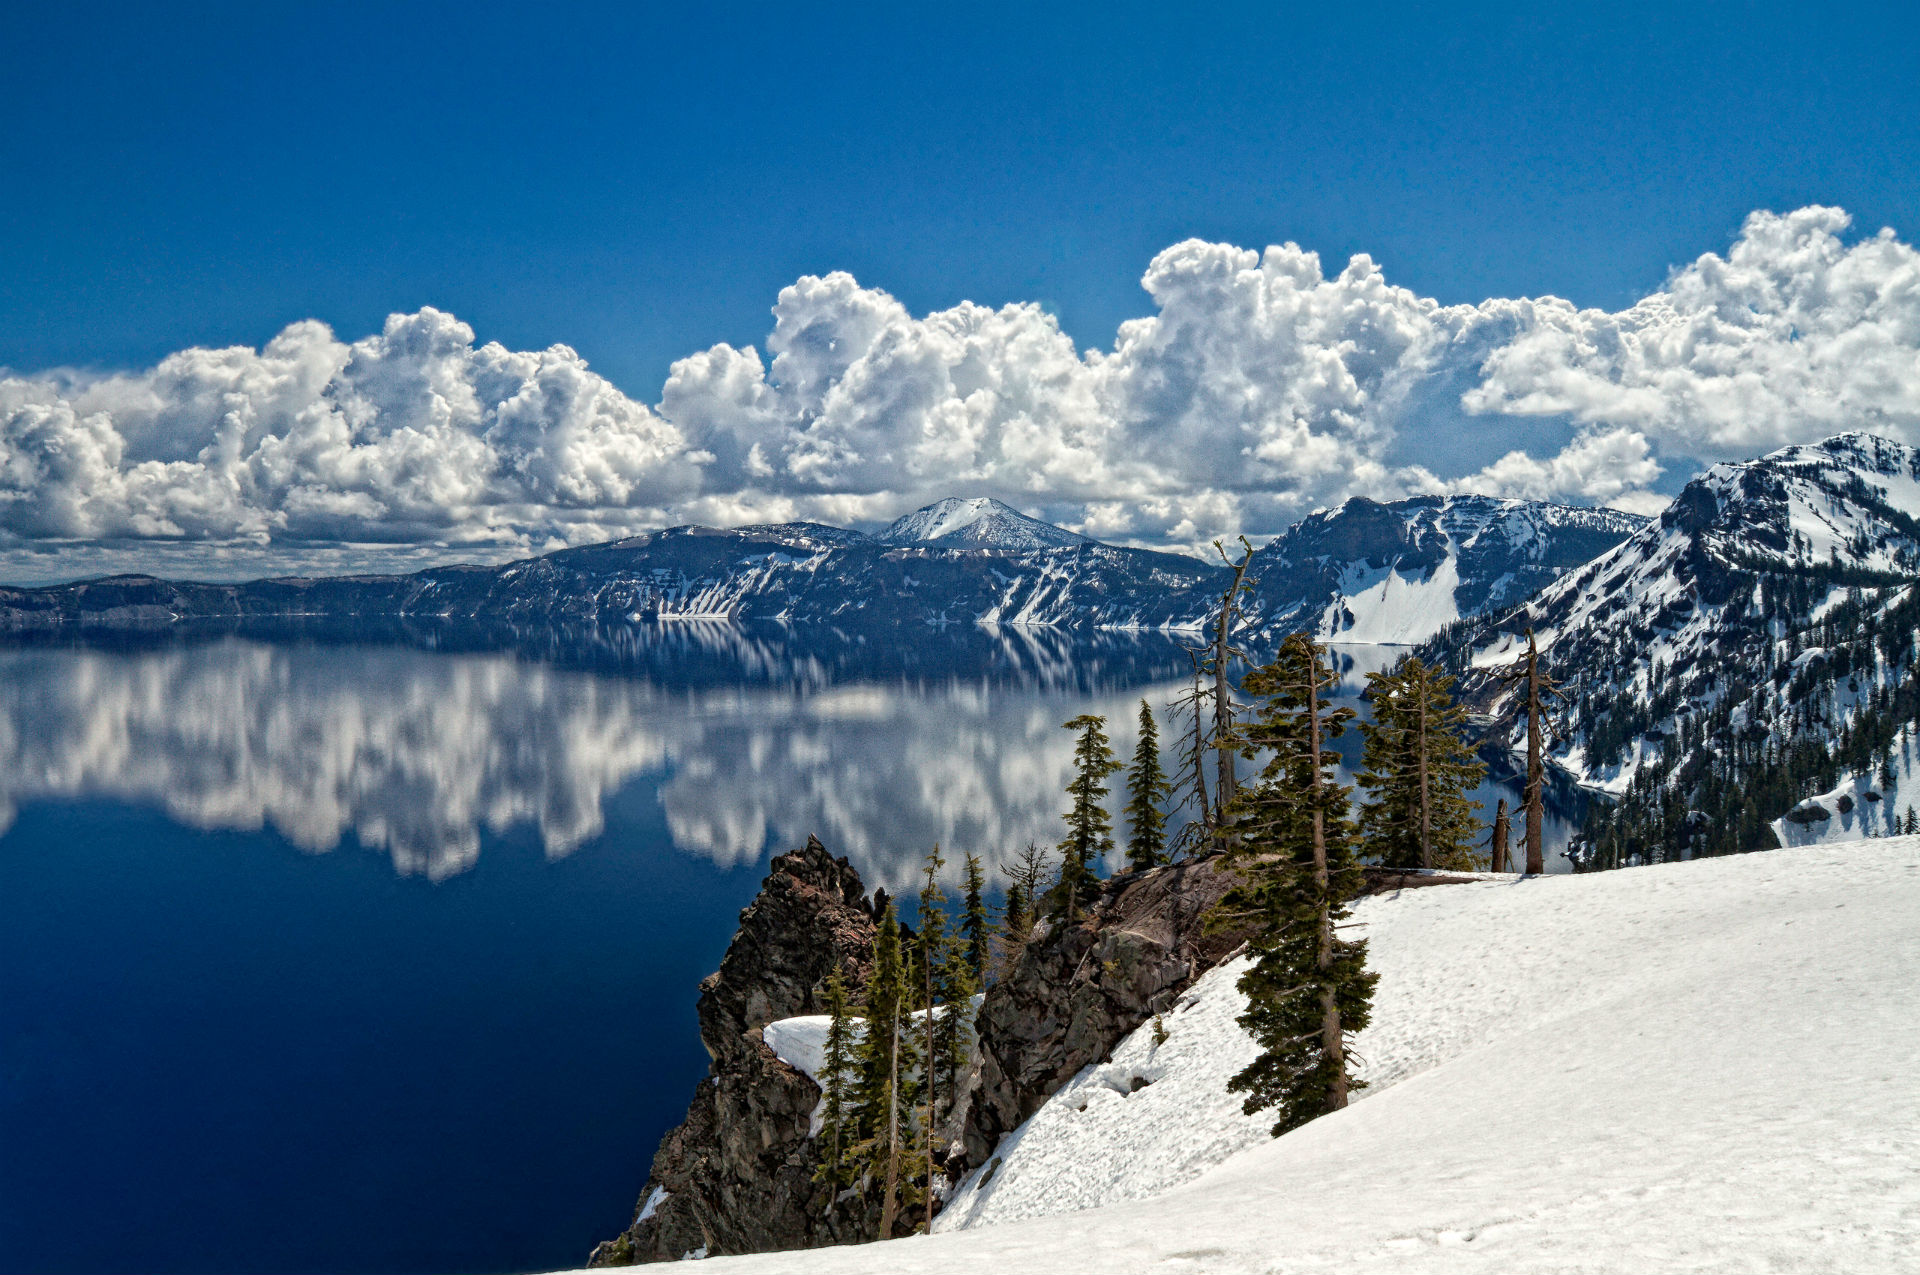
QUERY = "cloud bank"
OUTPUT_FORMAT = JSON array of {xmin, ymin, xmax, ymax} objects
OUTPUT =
[{"xmin": 5, "ymin": 206, "xmax": 1917, "ymax": 579}]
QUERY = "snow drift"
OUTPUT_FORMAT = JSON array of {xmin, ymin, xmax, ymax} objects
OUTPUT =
[{"xmin": 619, "ymin": 840, "xmax": 1920, "ymax": 1274}]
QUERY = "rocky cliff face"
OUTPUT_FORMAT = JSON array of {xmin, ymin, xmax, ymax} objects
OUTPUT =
[
  {"xmin": 589, "ymin": 837, "xmax": 878, "ymax": 1264},
  {"xmin": 590, "ymin": 843, "xmax": 1473, "ymax": 1263},
  {"xmin": 590, "ymin": 844, "xmax": 1256, "ymax": 1264},
  {"xmin": 963, "ymin": 855, "xmax": 1251, "ymax": 1165}
]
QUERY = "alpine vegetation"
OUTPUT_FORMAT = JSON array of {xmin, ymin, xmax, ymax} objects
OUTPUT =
[
  {"xmin": 1124, "ymin": 700, "xmax": 1171, "ymax": 871},
  {"xmin": 1212, "ymin": 633, "xmax": 1378, "ymax": 1135},
  {"xmin": 1357, "ymin": 657, "xmax": 1486, "ymax": 871},
  {"xmin": 1054, "ymin": 714, "xmax": 1121, "ymax": 922}
]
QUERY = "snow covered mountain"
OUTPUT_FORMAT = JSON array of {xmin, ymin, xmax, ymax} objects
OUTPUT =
[
  {"xmin": 1430, "ymin": 433, "xmax": 1920, "ymax": 862},
  {"xmin": 875, "ymin": 498, "xmax": 1088, "ymax": 550},
  {"xmin": 1238, "ymin": 494, "xmax": 1645, "ymax": 646},
  {"xmin": 0, "ymin": 494, "xmax": 1637, "ymax": 638}
]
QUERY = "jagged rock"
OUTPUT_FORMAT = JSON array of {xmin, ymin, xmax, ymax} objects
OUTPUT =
[
  {"xmin": 961, "ymin": 854, "xmax": 1251, "ymax": 1168},
  {"xmin": 589, "ymin": 836, "xmax": 878, "ymax": 1265}
]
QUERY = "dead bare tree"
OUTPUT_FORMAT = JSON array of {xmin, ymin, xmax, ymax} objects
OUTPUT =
[{"xmin": 1494, "ymin": 628, "xmax": 1565, "ymax": 875}]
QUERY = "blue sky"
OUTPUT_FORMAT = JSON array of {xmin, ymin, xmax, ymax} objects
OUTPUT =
[{"xmin": 2, "ymin": 0, "xmax": 1918, "ymax": 579}]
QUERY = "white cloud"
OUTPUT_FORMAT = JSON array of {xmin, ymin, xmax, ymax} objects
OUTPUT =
[
  {"xmin": 5, "ymin": 206, "xmax": 1918, "ymax": 579},
  {"xmin": 1464, "ymin": 207, "xmax": 1920, "ymax": 460}
]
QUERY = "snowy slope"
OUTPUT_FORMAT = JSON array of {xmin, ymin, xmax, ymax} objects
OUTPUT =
[
  {"xmin": 609, "ymin": 840, "xmax": 1920, "ymax": 1274},
  {"xmin": 1440, "ymin": 433, "xmax": 1920, "ymax": 802},
  {"xmin": 875, "ymin": 498, "xmax": 1088, "ymax": 550},
  {"xmin": 1243, "ymin": 494, "xmax": 1644, "ymax": 647}
]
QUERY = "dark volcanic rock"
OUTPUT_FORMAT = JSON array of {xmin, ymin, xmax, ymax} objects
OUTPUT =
[
  {"xmin": 961, "ymin": 854, "xmax": 1251, "ymax": 1167},
  {"xmin": 589, "ymin": 836, "xmax": 878, "ymax": 1265}
]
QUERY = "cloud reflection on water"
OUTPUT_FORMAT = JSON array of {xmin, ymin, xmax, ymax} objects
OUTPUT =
[
  {"xmin": 0, "ymin": 633, "xmax": 1576, "ymax": 888},
  {"xmin": 0, "ymin": 637, "xmax": 1193, "ymax": 890}
]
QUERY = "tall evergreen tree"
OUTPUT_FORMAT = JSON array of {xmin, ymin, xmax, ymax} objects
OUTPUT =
[
  {"xmin": 1125, "ymin": 699, "xmax": 1172, "ymax": 870},
  {"xmin": 1357, "ymin": 657, "xmax": 1486, "ymax": 870},
  {"xmin": 1214, "ymin": 632, "xmax": 1377, "ymax": 1136},
  {"xmin": 850, "ymin": 902, "xmax": 918, "ymax": 1237},
  {"xmin": 812, "ymin": 966, "xmax": 858, "ymax": 1193},
  {"xmin": 1055, "ymin": 714, "xmax": 1121, "ymax": 922},
  {"xmin": 960, "ymin": 851, "xmax": 990, "ymax": 983},
  {"xmin": 1205, "ymin": 537, "xmax": 1258, "ymax": 826}
]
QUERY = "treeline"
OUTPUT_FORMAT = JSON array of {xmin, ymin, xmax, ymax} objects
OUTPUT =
[
  {"xmin": 1581, "ymin": 581, "xmax": 1920, "ymax": 867},
  {"xmin": 802, "ymin": 547, "xmax": 1542, "ymax": 1240}
]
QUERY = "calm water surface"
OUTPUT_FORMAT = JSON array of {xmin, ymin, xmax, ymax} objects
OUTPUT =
[{"xmin": 0, "ymin": 626, "xmax": 1574, "ymax": 1274}]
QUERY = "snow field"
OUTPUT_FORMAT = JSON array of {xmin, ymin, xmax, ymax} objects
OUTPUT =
[{"xmin": 634, "ymin": 841, "xmax": 1920, "ymax": 1274}]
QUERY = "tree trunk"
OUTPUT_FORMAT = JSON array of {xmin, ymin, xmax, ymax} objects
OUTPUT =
[
  {"xmin": 1417, "ymin": 688, "xmax": 1432, "ymax": 871},
  {"xmin": 1306, "ymin": 648, "xmax": 1347, "ymax": 1112},
  {"xmin": 924, "ymin": 955, "xmax": 936, "ymax": 1235},
  {"xmin": 879, "ymin": 1012, "xmax": 900, "ymax": 1238},
  {"xmin": 1191, "ymin": 678, "xmax": 1211, "ymax": 832},
  {"xmin": 1213, "ymin": 604, "xmax": 1235, "ymax": 821},
  {"xmin": 1490, "ymin": 797, "xmax": 1510, "ymax": 873},
  {"xmin": 1524, "ymin": 632, "xmax": 1545, "ymax": 876}
]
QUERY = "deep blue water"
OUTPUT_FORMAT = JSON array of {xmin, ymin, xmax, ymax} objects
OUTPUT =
[
  {"xmin": 0, "ymin": 795, "xmax": 765, "ymax": 1275},
  {"xmin": 0, "ymin": 628, "xmax": 1574, "ymax": 1275}
]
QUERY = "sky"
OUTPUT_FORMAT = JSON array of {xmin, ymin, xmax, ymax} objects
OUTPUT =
[{"xmin": 2, "ymin": 0, "xmax": 1918, "ymax": 582}]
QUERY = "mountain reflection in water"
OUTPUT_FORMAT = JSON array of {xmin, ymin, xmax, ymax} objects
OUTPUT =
[{"xmin": 0, "ymin": 624, "xmax": 1579, "ymax": 890}]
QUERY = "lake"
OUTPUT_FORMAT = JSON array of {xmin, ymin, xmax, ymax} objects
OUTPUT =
[{"xmin": 0, "ymin": 626, "xmax": 1575, "ymax": 1274}]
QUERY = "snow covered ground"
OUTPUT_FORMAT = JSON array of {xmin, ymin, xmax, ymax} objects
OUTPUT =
[{"xmin": 582, "ymin": 841, "xmax": 1920, "ymax": 1274}]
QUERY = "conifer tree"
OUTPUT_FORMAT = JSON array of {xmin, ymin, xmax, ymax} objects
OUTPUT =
[
  {"xmin": 961, "ymin": 851, "xmax": 990, "ymax": 983},
  {"xmin": 915, "ymin": 848, "xmax": 954, "ymax": 1119},
  {"xmin": 995, "ymin": 841, "xmax": 1054, "ymax": 975},
  {"xmin": 1125, "ymin": 699, "xmax": 1172, "ymax": 870},
  {"xmin": 1206, "ymin": 538, "xmax": 1258, "ymax": 823},
  {"xmin": 1213, "ymin": 632, "xmax": 1377, "ymax": 1136},
  {"xmin": 1055, "ymin": 714, "xmax": 1121, "ymax": 922},
  {"xmin": 812, "ymin": 966, "xmax": 858, "ymax": 1193},
  {"xmin": 851, "ymin": 902, "xmax": 918, "ymax": 1237},
  {"xmin": 1358, "ymin": 657, "xmax": 1486, "ymax": 870}
]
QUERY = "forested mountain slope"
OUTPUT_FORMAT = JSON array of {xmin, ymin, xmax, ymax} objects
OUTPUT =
[{"xmin": 1426, "ymin": 433, "xmax": 1920, "ymax": 863}]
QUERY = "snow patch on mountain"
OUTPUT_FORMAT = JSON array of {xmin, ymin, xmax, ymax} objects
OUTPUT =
[
  {"xmin": 1771, "ymin": 722, "xmax": 1920, "ymax": 847},
  {"xmin": 1246, "ymin": 494, "xmax": 1644, "ymax": 648},
  {"xmin": 876, "ymin": 499, "xmax": 1088, "ymax": 551},
  {"xmin": 1322, "ymin": 554, "xmax": 1462, "ymax": 644},
  {"xmin": 1446, "ymin": 433, "xmax": 1920, "ymax": 798}
]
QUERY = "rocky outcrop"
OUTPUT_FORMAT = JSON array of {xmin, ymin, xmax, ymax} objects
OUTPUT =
[
  {"xmin": 592, "ymin": 845, "xmax": 1463, "ymax": 1264},
  {"xmin": 961, "ymin": 854, "xmax": 1251, "ymax": 1167},
  {"xmin": 589, "ymin": 837, "xmax": 879, "ymax": 1265}
]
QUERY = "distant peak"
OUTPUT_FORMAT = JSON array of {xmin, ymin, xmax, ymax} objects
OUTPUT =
[{"xmin": 875, "ymin": 497, "xmax": 1090, "ymax": 550}]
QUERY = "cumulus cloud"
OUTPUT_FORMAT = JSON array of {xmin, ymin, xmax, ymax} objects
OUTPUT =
[
  {"xmin": 1464, "ymin": 207, "xmax": 1920, "ymax": 458},
  {"xmin": 5, "ymin": 206, "xmax": 1918, "ymax": 579},
  {"xmin": 1, "ymin": 309, "xmax": 707, "ymax": 577}
]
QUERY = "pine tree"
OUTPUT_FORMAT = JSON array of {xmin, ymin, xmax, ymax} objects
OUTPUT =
[
  {"xmin": 1358, "ymin": 657, "xmax": 1486, "ymax": 870},
  {"xmin": 960, "ymin": 852, "xmax": 990, "ymax": 984},
  {"xmin": 916, "ymin": 853, "xmax": 943, "ymax": 1236},
  {"xmin": 850, "ymin": 901, "xmax": 919, "ymax": 1237},
  {"xmin": 1055, "ymin": 714, "xmax": 1121, "ymax": 922},
  {"xmin": 1125, "ymin": 699, "xmax": 1171, "ymax": 871},
  {"xmin": 1204, "ymin": 538, "xmax": 1258, "ymax": 827},
  {"xmin": 915, "ymin": 848, "xmax": 956, "ymax": 1120},
  {"xmin": 996, "ymin": 841, "xmax": 1054, "ymax": 975},
  {"xmin": 812, "ymin": 966, "xmax": 858, "ymax": 1193},
  {"xmin": 1213, "ymin": 632, "xmax": 1377, "ymax": 1136}
]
